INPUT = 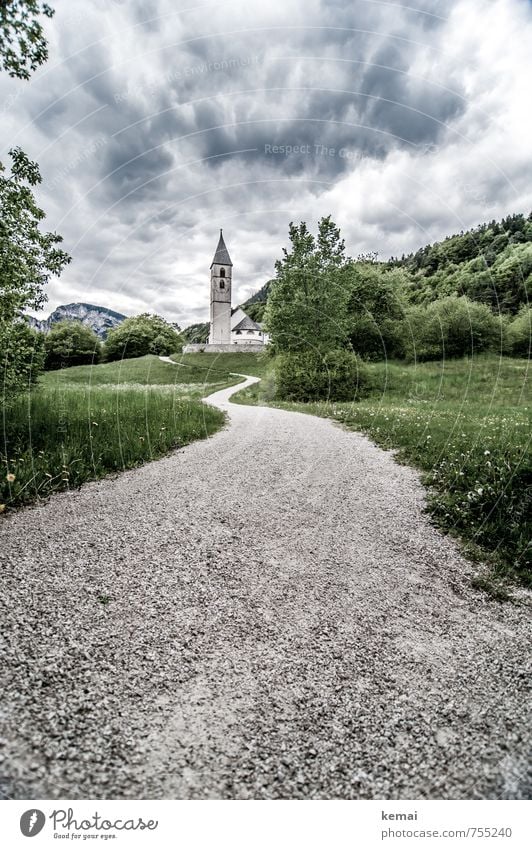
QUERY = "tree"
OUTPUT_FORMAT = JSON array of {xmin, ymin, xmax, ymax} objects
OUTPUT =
[
  {"xmin": 103, "ymin": 314, "xmax": 183, "ymax": 361},
  {"xmin": 264, "ymin": 216, "xmax": 351, "ymax": 353},
  {"xmin": 0, "ymin": 1, "xmax": 54, "ymax": 79},
  {"xmin": 347, "ymin": 264, "xmax": 407, "ymax": 360},
  {"xmin": 0, "ymin": 148, "xmax": 70, "ymax": 401},
  {"xmin": 1, "ymin": 320, "xmax": 45, "ymax": 401},
  {"xmin": 44, "ymin": 321, "xmax": 101, "ymax": 370}
]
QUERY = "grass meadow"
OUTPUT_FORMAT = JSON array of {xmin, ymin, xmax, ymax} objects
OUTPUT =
[
  {"xmin": 234, "ymin": 355, "xmax": 531, "ymax": 589},
  {"xmin": 1, "ymin": 354, "xmax": 238, "ymax": 511}
]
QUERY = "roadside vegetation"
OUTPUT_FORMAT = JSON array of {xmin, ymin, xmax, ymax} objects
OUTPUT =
[{"xmin": 0, "ymin": 355, "xmax": 237, "ymax": 512}]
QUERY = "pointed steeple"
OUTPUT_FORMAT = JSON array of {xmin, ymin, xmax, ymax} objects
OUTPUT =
[{"xmin": 211, "ymin": 229, "xmax": 233, "ymax": 268}]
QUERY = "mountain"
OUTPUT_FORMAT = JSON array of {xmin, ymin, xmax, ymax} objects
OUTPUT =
[{"xmin": 28, "ymin": 303, "xmax": 127, "ymax": 339}]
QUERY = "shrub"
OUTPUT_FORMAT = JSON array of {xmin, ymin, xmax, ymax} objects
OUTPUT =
[
  {"xmin": 275, "ymin": 349, "xmax": 371, "ymax": 401},
  {"xmin": 403, "ymin": 296, "xmax": 501, "ymax": 361},
  {"xmin": 104, "ymin": 313, "xmax": 183, "ymax": 361},
  {"xmin": 44, "ymin": 320, "xmax": 101, "ymax": 370},
  {"xmin": 0, "ymin": 320, "xmax": 45, "ymax": 404},
  {"xmin": 507, "ymin": 306, "xmax": 531, "ymax": 357},
  {"xmin": 347, "ymin": 263, "xmax": 407, "ymax": 360},
  {"xmin": 350, "ymin": 314, "xmax": 405, "ymax": 360}
]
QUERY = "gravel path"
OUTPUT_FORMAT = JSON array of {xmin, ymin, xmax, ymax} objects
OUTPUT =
[{"xmin": 1, "ymin": 377, "xmax": 530, "ymax": 800}]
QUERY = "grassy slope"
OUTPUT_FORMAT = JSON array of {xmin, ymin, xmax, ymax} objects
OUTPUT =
[
  {"xmin": 43, "ymin": 354, "xmax": 243, "ymax": 393},
  {"xmin": 234, "ymin": 355, "xmax": 531, "ymax": 587},
  {"xmin": 1, "ymin": 353, "xmax": 260, "ymax": 511},
  {"xmin": 171, "ymin": 350, "xmax": 270, "ymax": 378}
]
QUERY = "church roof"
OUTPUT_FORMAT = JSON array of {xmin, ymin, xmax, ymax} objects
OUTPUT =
[
  {"xmin": 210, "ymin": 230, "xmax": 233, "ymax": 267},
  {"xmin": 232, "ymin": 314, "xmax": 262, "ymax": 332}
]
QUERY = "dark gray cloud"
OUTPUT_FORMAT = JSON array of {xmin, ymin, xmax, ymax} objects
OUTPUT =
[{"xmin": 0, "ymin": 0, "xmax": 530, "ymax": 326}]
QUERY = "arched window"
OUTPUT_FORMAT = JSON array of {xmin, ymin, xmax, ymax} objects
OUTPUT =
[
  {"xmin": 219, "ymin": 280, "xmax": 225, "ymax": 289},
  {"xmin": 219, "ymin": 268, "xmax": 225, "ymax": 278}
]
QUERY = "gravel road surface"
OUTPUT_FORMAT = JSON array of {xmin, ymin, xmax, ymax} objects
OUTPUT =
[{"xmin": 1, "ymin": 376, "xmax": 530, "ymax": 799}]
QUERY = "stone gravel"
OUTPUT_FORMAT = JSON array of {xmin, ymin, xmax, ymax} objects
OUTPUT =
[{"xmin": 0, "ymin": 376, "xmax": 530, "ymax": 800}]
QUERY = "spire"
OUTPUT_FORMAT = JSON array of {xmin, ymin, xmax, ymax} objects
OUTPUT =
[{"xmin": 211, "ymin": 229, "xmax": 233, "ymax": 267}]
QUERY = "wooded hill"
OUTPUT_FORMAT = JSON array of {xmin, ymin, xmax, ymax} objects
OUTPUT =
[{"xmin": 388, "ymin": 211, "xmax": 532, "ymax": 313}]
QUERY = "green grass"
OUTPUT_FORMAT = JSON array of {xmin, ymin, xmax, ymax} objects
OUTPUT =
[
  {"xmin": 42, "ymin": 353, "xmax": 243, "ymax": 393},
  {"xmin": 0, "ymin": 354, "xmax": 247, "ymax": 511},
  {"xmin": 171, "ymin": 350, "xmax": 270, "ymax": 379},
  {"xmin": 234, "ymin": 355, "xmax": 531, "ymax": 587}
]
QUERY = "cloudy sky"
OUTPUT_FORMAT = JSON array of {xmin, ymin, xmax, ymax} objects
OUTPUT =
[{"xmin": 1, "ymin": 0, "xmax": 531, "ymax": 326}]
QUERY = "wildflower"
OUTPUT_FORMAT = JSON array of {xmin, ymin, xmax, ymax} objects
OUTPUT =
[
  {"xmin": 0, "ymin": 504, "xmax": 5, "ymax": 513},
  {"xmin": 91, "ymin": 421, "xmax": 99, "ymax": 426},
  {"xmin": 476, "ymin": 487, "xmax": 483, "ymax": 495},
  {"xmin": 484, "ymin": 450, "xmax": 490, "ymax": 455},
  {"xmin": 6, "ymin": 473, "xmax": 15, "ymax": 483}
]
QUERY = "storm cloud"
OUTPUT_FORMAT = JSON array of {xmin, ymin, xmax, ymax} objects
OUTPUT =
[{"xmin": 1, "ymin": 0, "xmax": 531, "ymax": 325}]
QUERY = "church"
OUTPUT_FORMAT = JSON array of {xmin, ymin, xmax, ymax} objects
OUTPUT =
[{"xmin": 182, "ymin": 231, "xmax": 269, "ymax": 353}]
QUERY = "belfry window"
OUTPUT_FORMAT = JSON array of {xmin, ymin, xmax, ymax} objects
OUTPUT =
[
  {"xmin": 220, "ymin": 268, "xmax": 225, "ymax": 277},
  {"xmin": 220, "ymin": 280, "xmax": 225, "ymax": 289}
]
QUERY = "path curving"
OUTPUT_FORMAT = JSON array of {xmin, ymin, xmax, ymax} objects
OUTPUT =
[{"xmin": 0, "ymin": 377, "xmax": 530, "ymax": 800}]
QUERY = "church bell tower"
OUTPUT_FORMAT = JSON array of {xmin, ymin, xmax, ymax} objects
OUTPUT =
[{"xmin": 209, "ymin": 230, "xmax": 232, "ymax": 344}]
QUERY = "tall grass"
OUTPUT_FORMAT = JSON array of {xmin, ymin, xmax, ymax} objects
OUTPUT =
[
  {"xmin": 235, "ymin": 355, "xmax": 531, "ymax": 585},
  {"xmin": 1, "ymin": 364, "xmax": 227, "ymax": 510}
]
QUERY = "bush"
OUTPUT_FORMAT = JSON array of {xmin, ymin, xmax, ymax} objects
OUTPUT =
[
  {"xmin": 347, "ymin": 263, "xmax": 407, "ymax": 360},
  {"xmin": 104, "ymin": 313, "xmax": 183, "ymax": 361},
  {"xmin": 0, "ymin": 320, "xmax": 45, "ymax": 404},
  {"xmin": 403, "ymin": 296, "xmax": 501, "ymax": 361},
  {"xmin": 350, "ymin": 315, "xmax": 405, "ymax": 360},
  {"xmin": 274, "ymin": 349, "xmax": 371, "ymax": 401},
  {"xmin": 507, "ymin": 306, "xmax": 531, "ymax": 357},
  {"xmin": 44, "ymin": 321, "xmax": 101, "ymax": 370}
]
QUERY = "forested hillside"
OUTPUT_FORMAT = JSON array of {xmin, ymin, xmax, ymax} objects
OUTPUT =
[{"xmin": 389, "ymin": 212, "xmax": 532, "ymax": 313}]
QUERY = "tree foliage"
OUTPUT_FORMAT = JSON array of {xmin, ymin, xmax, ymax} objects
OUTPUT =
[
  {"xmin": 347, "ymin": 263, "xmax": 407, "ymax": 359},
  {"xmin": 0, "ymin": 148, "xmax": 70, "ymax": 401},
  {"xmin": 0, "ymin": 148, "xmax": 70, "ymax": 324},
  {"xmin": 103, "ymin": 314, "xmax": 183, "ymax": 361},
  {"xmin": 0, "ymin": 1, "xmax": 54, "ymax": 79},
  {"xmin": 1, "ymin": 320, "xmax": 45, "ymax": 402},
  {"xmin": 44, "ymin": 321, "xmax": 101, "ymax": 370},
  {"xmin": 506, "ymin": 306, "xmax": 531, "ymax": 358},
  {"xmin": 264, "ymin": 217, "xmax": 351, "ymax": 353}
]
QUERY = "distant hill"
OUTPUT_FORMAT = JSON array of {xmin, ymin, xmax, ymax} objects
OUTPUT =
[
  {"xmin": 240, "ymin": 281, "xmax": 273, "ymax": 323},
  {"xmin": 28, "ymin": 303, "xmax": 127, "ymax": 339},
  {"xmin": 181, "ymin": 321, "xmax": 210, "ymax": 344}
]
